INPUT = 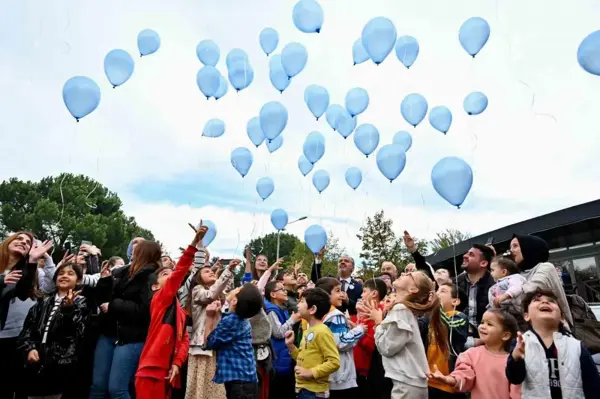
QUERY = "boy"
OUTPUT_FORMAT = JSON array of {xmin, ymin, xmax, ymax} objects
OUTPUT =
[
  {"xmin": 284, "ymin": 288, "xmax": 340, "ymax": 399},
  {"xmin": 282, "ymin": 270, "xmax": 300, "ymax": 312},
  {"xmin": 204, "ymin": 282, "xmax": 264, "ymax": 399},
  {"xmin": 353, "ymin": 278, "xmax": 387, "ymax": 398},
  {"xmin": 426, "ymin": 282, "xmax": 468, "ymax": 399},
  {"xmin": 265, "ymin": 280, "xmax": 300, "ymax": 399},
  {"xmin": 506, "ymin": 289, "xmax": 600, "ymax": 398},
  {"xmin": 316, "ymin": 277, "xmax": 365, "ymax": 399},
  {"xmin": 135, "ymin": 226, "xmax": 209, "ymax": 399}
]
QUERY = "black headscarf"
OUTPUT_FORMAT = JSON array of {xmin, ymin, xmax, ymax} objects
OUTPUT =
[{"xmin": 513, "ymin": 234, "xmax": 549, "ymax": 271}]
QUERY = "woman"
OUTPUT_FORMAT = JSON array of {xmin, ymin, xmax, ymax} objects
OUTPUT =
[
  {"xmin": 90, "ymin": 239, "xmax": 160, "ymax": 399},
  {"xmin": 0, "ymin": 232, "xmax": 52, "ymax": 399},
  {"xmin": 510, "ymin": 234, "xmax": 573, "ymax": 327}
]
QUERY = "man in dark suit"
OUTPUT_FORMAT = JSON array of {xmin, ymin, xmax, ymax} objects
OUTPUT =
[{"xmin": 311, "ymin": 249, "xmax": 363, "ymax": 315}]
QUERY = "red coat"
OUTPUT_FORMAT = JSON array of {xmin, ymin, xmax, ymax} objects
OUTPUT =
[
  {"xmin": 351, "ymin": 303, "xmax": 384, "ymax": 377},
  {"xmin": 136, "ymin": 246, "xmax": 194, "ymax": 387}
]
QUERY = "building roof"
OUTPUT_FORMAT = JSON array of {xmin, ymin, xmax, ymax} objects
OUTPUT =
[{"xmin": 426, "ymin": 199, "xmax": 600, "ymax": 268}]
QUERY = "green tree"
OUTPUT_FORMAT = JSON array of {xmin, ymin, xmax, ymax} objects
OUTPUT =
[
  {"xmin": 289, "ymin": 231, "xmax": 345, "ymax": 278},
  {"xmin": 246, "ymin": 232, "xmax": 302, "ymax": 267},
  {"xmin": 0, "ymin": 173, "xmax": 155, "ymax": 262},
  {"xmin": 429, "ymin": 228, "xmax": 471, "ymax": 253}
]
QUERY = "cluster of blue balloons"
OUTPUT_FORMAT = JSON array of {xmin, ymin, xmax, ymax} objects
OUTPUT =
[
  {"xmin": 63, "ymin": 29, "xmax": 160, "ymax": 121},
  {"xmin": 196, "ymin": 41, "xmax": 253, "ymax": 99},
  {"xmin": 270, "ymin": 209, "xmax": 327, "ymax": 255},
  {"xmin": 268, "ymin": 42, "xmax": 309, "ymax": 93}
]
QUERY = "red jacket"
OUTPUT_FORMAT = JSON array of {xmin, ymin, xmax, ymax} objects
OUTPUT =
[
  {"xmin": 136, "ymin": 246, "xmax": 194, "ymax": 386},
  {"xmin": 351, "ymin": 303, "xmax": 384, "ymax": 377}
]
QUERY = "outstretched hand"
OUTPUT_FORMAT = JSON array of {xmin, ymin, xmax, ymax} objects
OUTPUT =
[
  {"xmin": 512, "ymin": 332, "xmax": 525, "ymax": 360},
  {"xmin": 29, "ymin": 240, "xmax": 53, "ymax": 263},
  {"xmin": 269, "ymin": 258, "xmax": 284, "ymax": 272},
  {"xmin": 57, "ymin": 251, "xmax": 75, "ymax": 269},
  {"xmin": 403, "ymin": 231, "xmax": 415, "ymax": 252},
  {"xmin": 227, "ymin": 259, "xmax": 241, "ymax": 272},
  {"xmin": 191, "ymin": 220, "xmax": 209, "ymax": 248},
  {"xmin": 63, "ymin": 289, "xmax": 82, "ymax": 307}
]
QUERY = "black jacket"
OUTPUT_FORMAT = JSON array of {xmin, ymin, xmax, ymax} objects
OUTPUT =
[
  {"xmin": 96, "ymin": 263, "xmax": 156, "ymax": 344},
  {"xmin": 454, "ymin": 271, "xmax": 495, "ymax": 337},
  {"xmin": 17, "ymin": 294, "xmax": 90, "ymax": 395},
  {"xmin": 0, "ymin": 257, "xmax": 38, "ymax": 330}
]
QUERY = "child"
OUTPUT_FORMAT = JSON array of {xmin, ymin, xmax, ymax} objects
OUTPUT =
[
  {"xmin": 352, "ymin": 278, "xmax": 387, "ymax": 397},
  {"xmin": 204, "ymin": 283, "xmax": 264, "ymax": 399},
  {"xmin": 366, "ymin": 271, "xmax": 448, "ymax": 399},
  {"xmin": 488, "ymin": 257, "xmax": 526, "ymax": 309},
  {"xmin": 264, "ymin": 280, "xmax": 300, "ymax": 399},
  {"xmin": 506, "ymin": 289, "xmax": 600, "ymax": 398},
  {"xmin": 434, "ymin": 268, "xmax": 452, "ymax": 287},
  {"xmin": 135, "ymin": 225, "xmax": 209, "ymax": 399},
  {"xmin": 186, "ymin": 251, "xmax": 235, "ymax": 399},
  {"xmin": 426, "ymin": 283, "xmax": 469, "ymax": 399},
  {"xmin": 316, "ymin": 277, "xmax": 365, "ymax": 398},
  {"xmin": 284, "ymin": 288, "xmax": 341, "ymax": 399},
  {"xmin": 17, "ymin": 262, "xmax": 90, "ymax": 398},
  {"xmin": 429, "ymin": 309, "xmax": 521, "ymax": 399}
]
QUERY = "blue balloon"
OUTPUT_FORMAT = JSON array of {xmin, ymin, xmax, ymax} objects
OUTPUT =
[
  {"xmin": 431, "ymin": 157, "xmax": 473, "ymax": 208},
  {"xmin": 260, "ymin": 101, "xmax": 288, "ymax": 141},
  {"xmin": 247, "ymin": 117, "xmax": 265, "ymax": 147},
  {"xmin": 345, "ymin": 167, "xmax": 362, "ymax": 190},
  {"xmin": 198, "ymin": 220, "xmax": 217, "ymax": 247},
  {"xmin": 214, "ymin": 75, "xmax": 228, "ymax": 100},
  {"xmin": 196, "ymin": 66, "xmax": 221, "ymax": 99},
  {"xmin": 345, "ymin": 87, "xmax": 369, "ymax": 117},
  {"xmin": 293, "ymin": 0, "xmax": 324, "ymax": 34},
  {"xmin": 459, "ymin": 17, "xmax": 490, "ymax": 57},
  {"xmin": 226, "ymin": 49, "xmax": 249, "ymax": 68},
  {"xmin": 281, "ymin": 42, "xmax": 308, "ymax": 78},
  {"xmin": 304, "ymin": 224, "xmax": 327, "ymax": 254},
  {"xmin": 428, "ymin": 106, "xmax": 452, "ymax": 134},
  {"xmin": 271, "ymin": 209, "xmax": 289, "ymax": 231},
  {"xmin": 395, "ymin": 35, "xmax": 419, "ymax": 68},
  {"xmin": 376, "ymin": 144, "xmax": 407, "ymax": 182},
  {"xmin": 256, "ymin": 177, "xmax": 275, "ymax": 200},
  {"xmin": 401, "ymin": 93, "xmax": 428, "ymax": 127},
  {"xmin": 269, "ymin": 54, "xmax": 291, "ymax": 93},
  {"xmin": 228, "ymin": 60, "xmax": 254, "ymax": 92},
  {"xmin": 62, "ymin": 76, "xmax": 101, "ymax": 121},
  {"xmin": 203, "ymin": 119, "xmax": 225, "ymax": 138},
  {"xmin": 298, "ymin": 155, "xmax": 314, "ymax": 176},
  {"xmin": 353, "ymin": 123, "xmax": 380, "ymax": 157},
  {"xmin": 104, "ymin": 49, "xmax": 134, "ymax": 88},
  {"xmin": 303, "ymin": 131, "xmax": 325, "ymax": 164},
  {"xmin": 352, "ymin": 39, "xmax": 370, "ymax": 65},
  {"xmin": 463, "ymin": 91, "xmax": 488, "ymax": 115},
  {"xmin": 196, "ymin": 40, "xmax": 220, "ymax": 66},
  {"xmin": 326, "ymin": 104, "xmax": 344, "ymax": 131},
  {"xmin": 230, "ymin": 147, "xmax": 253, "ymax": 177},
  {"xmin": 312, "ymin": 170, "xmax": 330, "ymax": 193},
  {"xmin": 578, "ymin": 31, "xmax": 600, "ymax": 76},
  {"xmin": 361, "ymin": 17, "xmax": 397, "ymax": 64},
  {"xmin": 304, "ymin": 85, "xmax": 330, "ymax": 120},
  {"xmin": 137, "ymin": 29, "xmax": 160, "ymax": 56},
  {"xmin": 266, "ymin": 135, "xmax": 283, "ymax": 153},
  {"xmin": 260, "ymin": 28, "xmax": 279, "ymax": 56},
  {"xmin": 392, "ymin": 131, "xmax": 412, "ymax": 152},
  {"xmin": 337, "ymin": 111, "xmax": 357, "ymax": 139}
]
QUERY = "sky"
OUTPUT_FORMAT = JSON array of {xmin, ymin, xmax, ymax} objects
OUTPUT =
[{"xmin": 2, "ymin": 0, "xmax": 600, "ymax": 261}]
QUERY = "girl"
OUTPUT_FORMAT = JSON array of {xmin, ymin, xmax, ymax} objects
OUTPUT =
[
  {"xmin": 17, "ymin": 262, "xmax": 90, "ymax": 399},
  {"xmin": 428, "ymin": 309, "xmax": 521, "ymax": 399},
  {"xmin": 365, "ymin": 271, "xmax": 448, "ymax": 399},
  {"xmin": 90, "ymin": 240, "xmax": 161, "ymax": 399},
  {"xmin": 0, "ymin": 232, "xmax": 52, "ymax": 398},
  {"xmin": 186, "ymin": 250, "xmax": 235, "ymax": 399}
]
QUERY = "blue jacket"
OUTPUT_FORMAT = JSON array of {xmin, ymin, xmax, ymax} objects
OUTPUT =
[{"xmin": 264, "ymin": 300, "xmax": 293, "ymax": 374}]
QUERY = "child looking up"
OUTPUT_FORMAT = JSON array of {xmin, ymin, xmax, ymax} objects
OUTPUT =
[
  {"xmin": 429, "ymin": 309, "xmax": 521, "ymax": 399},
  {"xmin": 284, "ymin": 288, "xmax": 340, "ymax": 399},
  {"xmin": 506, "ymin": 289, "xmax": 600, "ymax": 398}
]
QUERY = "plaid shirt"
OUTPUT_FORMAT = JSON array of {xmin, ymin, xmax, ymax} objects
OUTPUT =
[{"xmin": 205, "ymin": 311, "xmax": 258, "ymax": 383}]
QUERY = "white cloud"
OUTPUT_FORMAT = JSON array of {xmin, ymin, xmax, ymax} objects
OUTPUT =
[{"xmin": 2, "ymin": 0, "xmax": 600, "ymax": 257}]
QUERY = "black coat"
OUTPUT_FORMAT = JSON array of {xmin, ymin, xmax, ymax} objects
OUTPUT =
[
  {"xmin": 310, "ymin": 261, "xmax": 363, "ymax": 315},
  {"xmin": 454, "ymin": 271, "xmax": 495, "ymax": 337},
  {"xmin": 0, "ymin": 257, "xmax": 38, "ymax": 330},
  {"xmin": 17, "ymin": 294, "xmax": 90, "ymax": 395},
  {"xmin": 96, "ymin": 263, "xmax": 156, "ymax": 344}
]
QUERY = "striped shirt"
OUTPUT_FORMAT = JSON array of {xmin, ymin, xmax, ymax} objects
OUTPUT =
[{"xmin": 42, "ymin": 295, "xmax": 65, "ymax": 344}]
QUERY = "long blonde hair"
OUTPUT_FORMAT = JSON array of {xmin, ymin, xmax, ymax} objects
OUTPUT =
[{"xmin": 0, "ymin": 232, "xmax": 34, "ymax": 274}]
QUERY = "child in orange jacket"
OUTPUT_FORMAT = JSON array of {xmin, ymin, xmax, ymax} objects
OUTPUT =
[{"xmin": 135, "ymin": 223, "xmax": 208, "ymax": 399}]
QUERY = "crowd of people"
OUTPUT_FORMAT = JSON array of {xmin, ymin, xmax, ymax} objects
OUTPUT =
[{"xmin": 1, "ymin": 223, "xmax": 599, "ymax": 399}]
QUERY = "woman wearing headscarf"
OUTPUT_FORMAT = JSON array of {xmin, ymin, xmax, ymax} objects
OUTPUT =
[
  {"xmin": 0, "ymin": 232, "xmax": 52, "ymax": 399},
  {"xmin": 510, "ymin": 234, "xmax": 573, "ymax": 327}
]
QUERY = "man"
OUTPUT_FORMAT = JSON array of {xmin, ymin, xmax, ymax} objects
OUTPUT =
[
  {"xmin": 380, "ymin": 261, "xmax": 398, "ymax": 280},
  {"xmin": 455, "ymin": 244, "xmax": 495, "ymax": 347},
  {"xmin": 312, "ymin": 250, "xmax": 363, "ymax": 315}
]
